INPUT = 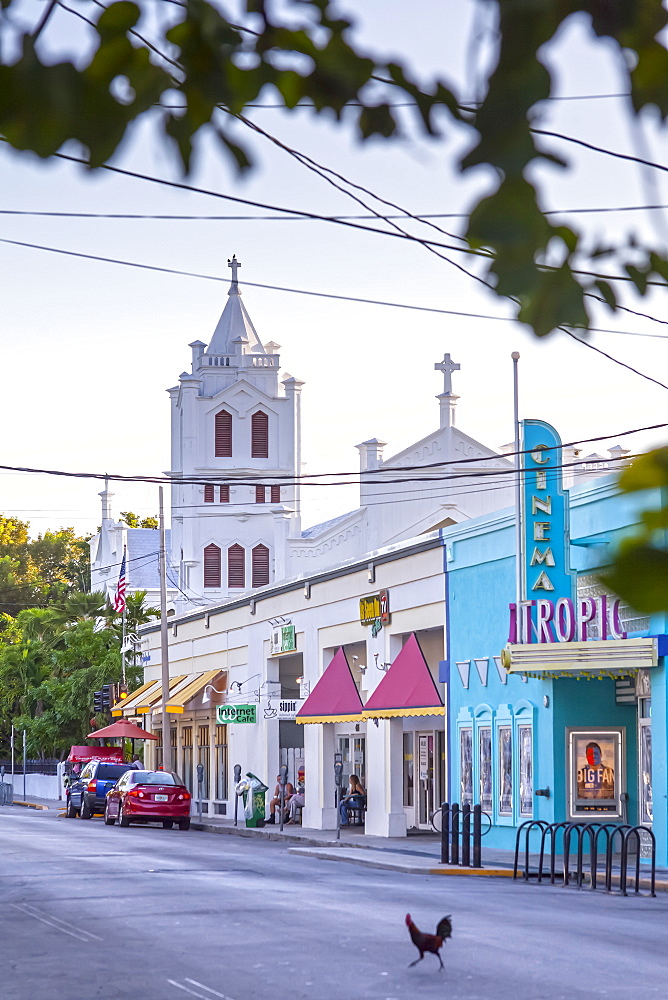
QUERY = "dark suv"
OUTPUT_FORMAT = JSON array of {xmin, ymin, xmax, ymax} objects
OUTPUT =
[{"xmin": 67, "ymin": 761, "xmax": 133, "ymax": 818}]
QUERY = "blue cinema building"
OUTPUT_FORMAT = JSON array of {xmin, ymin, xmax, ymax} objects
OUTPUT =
[{"xmin": 441, "ymin": 421, "xmax": 666, "ymax": 866}]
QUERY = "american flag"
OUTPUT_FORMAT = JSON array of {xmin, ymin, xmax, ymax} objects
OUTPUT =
[{"xmin": 113, "ymin": 552, "xmax": 127, "ymax": 613}]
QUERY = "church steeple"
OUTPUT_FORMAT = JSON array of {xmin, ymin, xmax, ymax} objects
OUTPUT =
[
  {"xmin": 206, "ymin": 255, "xmax": 266, "ymax": 355},
  {"xmin": 435, "ymin": 352, "xmax": 460, "ymax": 429}
]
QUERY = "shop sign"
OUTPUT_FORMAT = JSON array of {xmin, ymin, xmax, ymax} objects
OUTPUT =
[
  {"xmin": 521, "ymin": 420, "xmax": 572, "ymax": 611},
  {"xmin": 270, "ymin": 624, "xmax": 297, "ymax": 656},
  {"xmin": 277, "ymin": 699, "xmax": 305, "ymax": 720},
  {"xmin": 360, "ymin": 589, "xmax": 390, "ymax": 626},
  {"xmin": 508, "ymin": 596, "xmax": 627, "ymax": 645},
  {"xmin": 216, "ymin": 704, "xmax": 257, "ymax": 725}
]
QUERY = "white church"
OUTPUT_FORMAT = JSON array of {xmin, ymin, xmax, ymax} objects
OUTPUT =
[{"xmin": 90, "ymin": 256, "xmax": 517, "ymax": 607}]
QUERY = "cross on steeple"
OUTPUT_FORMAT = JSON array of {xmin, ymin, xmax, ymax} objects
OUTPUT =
[
  {"xmin": 435, "ymin": 353, "xmax": 460, "ymax": 395},
  {"xmin": 228, "ymin": 255, "xmax": 241, "ymax": 287}
]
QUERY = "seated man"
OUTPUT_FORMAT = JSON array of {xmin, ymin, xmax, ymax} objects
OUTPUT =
[
  {"xmin": 286, "ymin": 783, "xmax": 305, "ymax": 824},
  {"xmin": 267, "ymin": 775, "xmax": 295, "ymax": 824}
]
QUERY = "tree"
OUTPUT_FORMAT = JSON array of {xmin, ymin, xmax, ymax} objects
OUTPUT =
[
  {"xmin": 120, "ymin": 512, "xmax": 158, "ymax": 529},
  {"xmin": 2, "ymin": 1, "xmax": 668, "ymax": 606}
]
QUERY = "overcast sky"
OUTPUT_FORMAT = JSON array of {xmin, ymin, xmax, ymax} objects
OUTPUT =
[{"xmin": 2, "ymin": 1, "xmax": 668, "ymax": 539}]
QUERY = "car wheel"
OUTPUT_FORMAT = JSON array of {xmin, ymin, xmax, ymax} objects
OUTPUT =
[
  {"xmin": 80, "ymin": 795, "xmax": 92, "ymax": 819},
  {"xmin": 118, "ymin": 803, "xmax": 130, "ymax": 828},
  {"xmin": 162, "ymin": 820, "xmax": 174, "ymax": 829},
  {"xmin": 66, "ymin": 797, "xmax": 78, "ymax": 819},
  {"xmin": 104, "ymin": 802, "xmax": 116, "ymax": 826},
  {"xmin": 178, "ymin": 818, "xmax": 190, "ymax": 831}
]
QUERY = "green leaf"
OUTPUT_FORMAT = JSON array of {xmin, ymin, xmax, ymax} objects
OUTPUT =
[
  {"xmin": 517, "ymin": 262, "xmax": 589, "ymax": 338},
  {"xmin": 618, "ymin": 448, "xmax": 668, "ymax": 493},
  {"xmin": 593, "ymin": 279, "xmax": 617, "ymax": 310},
  {"xmin": 602, "ymin": 543, "xmax": 668, "ymax": 614},
  {"xmin": 358, "ymin": 104, "xmax": 396, "ymax": 139}
]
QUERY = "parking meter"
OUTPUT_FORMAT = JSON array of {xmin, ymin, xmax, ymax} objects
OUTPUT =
[
  {"xmin": 196, "ymin": 763, "xmax": 204, "ymax": 821},
  {"xmin": 233, "ymin": 763, "xmax": 242, "ymax": 826},
  {"xmin": 278, "ymin": 764, "xmax": 289, "ymax": 831},
  {"xmin": 334, "ymin": 760, "xmax": 343, "ymax": 840}
]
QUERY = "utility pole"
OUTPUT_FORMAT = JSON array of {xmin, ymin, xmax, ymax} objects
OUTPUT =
[
  {"xmin": 159, "ymin": 486, "xmax": 172, "ymax": 773},
  {"xmin": 512, "ymin": 352, "xmax": 524, "ymax": 639}
]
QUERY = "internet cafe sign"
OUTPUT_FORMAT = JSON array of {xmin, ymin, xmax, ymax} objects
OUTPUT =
[{"xmin": 217, "ymin": 704, "xmax": 257, "ymax": 725}]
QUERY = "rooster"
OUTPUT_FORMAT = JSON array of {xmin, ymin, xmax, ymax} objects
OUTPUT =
[{"xmin": 405, "ymin": 913, "xmax": 452, "ymax": 971}]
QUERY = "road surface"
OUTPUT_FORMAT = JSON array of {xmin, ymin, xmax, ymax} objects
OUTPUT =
[{"xmin": 1, "ymin": 807, "xmax": 666, "ymax": 999}]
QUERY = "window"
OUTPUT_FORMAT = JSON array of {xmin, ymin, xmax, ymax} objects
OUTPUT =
[
  {"xmin": 498, "ymin": 726, "xmax": 513, "ymax": 815},
  {"xmin": 203, "ymin": 543, "xmax": 221, "ymax": 588},
  {"xmin": 255, "ymin": 485, "xmax": 266, "ymax": 503},
  {"xmin": 518, "ymin": 725, "xmax": 533, "ymax": 817},
  {"xmin": 214, "ymin": 410, "xmax": 232, "ymax": 457},
  {"xmin": 252, "ymin": 544, "xmax": 270, "ymax": 587},
  {"xmin": 204, "ymin": 484, "xmax": 214, "ymax": 503},
  {"xmin": 251, "ymin": 410, "xmax": 269, "ymax": 458},
  {"xmin": 270, "ymin": 485, "xmax": 281, "ymax": 503},
  {"xmin": 228, "ymin": 544, "xmax": 245, "ymax": 588},
  {"xmin": 198, "ymin": 724, "xmax": 210, "ymax": 802},
  {"xmin": 478, "ymin": 727, "xmax": 492, "ymax": 813},
  {"xmin": 219, "ymin": 485, "xmax": 230, "ymax": 503},
  {"xmin": 460, "ymin": 728, "xmax": 473, "ymax": 807}
]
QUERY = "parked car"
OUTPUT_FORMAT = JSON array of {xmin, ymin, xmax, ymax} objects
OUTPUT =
[
  {"xmin": 67, "ymin": 760, "xmax": 133, "ymax": 818},
  {"xmin": 63, "ymin": 746, "xmax": 127, "ymax": 815},
  {"xmin": 104, "ymin": 770, "xmax": 191, "ymax": 830}
]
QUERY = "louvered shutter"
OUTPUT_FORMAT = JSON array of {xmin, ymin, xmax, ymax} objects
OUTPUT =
[
  {"xmin": 252, "ymin": 545, "xmax": 270, "ymax": 587},
  {"xmin": 219, "ymin": 485, "xmax": 230, "ymax": 503},
  {"xmin": 215, "ymin": 410, "xmax": 232, "ymax": 457},
  {"xmin": 270, "ymin": 485, "xmax": 281, "ymax": 504},
  {"xmin": 203, "ymin": 544, "xmax": 221, "ymax": 588},
  {"xmin": 204, "ymin": 484, "xmax": 214, "ymax": 503},
  {"xmin": 228, "ymin": 544, "xmax": 245, "ymax": 588},
  {"xmin": 255, "ymin": 485, "xmax": 266, "ymax": 503},
  {"xmin": 251, "ymin": 411, "xmax": 269, "ymax": 458}
]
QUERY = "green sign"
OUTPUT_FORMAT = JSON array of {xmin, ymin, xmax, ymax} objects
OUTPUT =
[{"xmin": 217, "ymin": 704, "xmax": 257, "ymax": 725}]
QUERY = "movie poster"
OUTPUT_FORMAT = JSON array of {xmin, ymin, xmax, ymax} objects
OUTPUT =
[{"xmin": 568, "ymin": 728, "xmax": 623, "ymax": 819}]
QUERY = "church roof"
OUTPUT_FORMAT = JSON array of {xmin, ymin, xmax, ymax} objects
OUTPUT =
[
  {"xmin": 125, "ymin": 529, "xmax": 171, "ymax": 590},
  {"xmin": 206, "ymin": 256, "xmax": 265, "ymax": 355},
  {"xmin": 301, "ymin": 510, "xmax": 360, "ymax": 539}
]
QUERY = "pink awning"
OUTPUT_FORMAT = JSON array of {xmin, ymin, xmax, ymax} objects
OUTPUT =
[
  {"xmin": 363, "ymin": 633, "xmax": 444, "ymax": 718},
  {"xmin": 296, "ymin": 647, "xmax": 364, "ymax": 724}
]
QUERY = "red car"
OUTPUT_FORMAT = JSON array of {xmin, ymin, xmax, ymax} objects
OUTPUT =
[{"xmin": 104, "ymin": 770, "xmax": 191, "ymax": 830}]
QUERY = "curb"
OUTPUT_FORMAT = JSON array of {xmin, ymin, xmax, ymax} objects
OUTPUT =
[
  {"xmin": 191, "ymin": 820, "xmax": 344, "ymax": 849},
  {"xmin": 13, "ymin": 801, "xmax": 50, "ymax": 811}
]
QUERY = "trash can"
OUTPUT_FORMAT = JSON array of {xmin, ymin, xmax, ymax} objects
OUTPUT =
[{"xmin": 244, "ymin": 772, "xmax": 268, "ymax": 828}]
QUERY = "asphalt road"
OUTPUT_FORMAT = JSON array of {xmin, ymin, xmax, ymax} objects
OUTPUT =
[{"xmin": 1, "ymin": 807, "xmax": 666, "ymax": 1000}]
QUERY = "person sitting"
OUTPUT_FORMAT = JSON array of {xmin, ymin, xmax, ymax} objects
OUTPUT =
[
  {"xmin": 286, "ymin": 783, "xmax": 305, "ymax": 824},
  {"xmin": 266, "ymin": 775, "xmax": 295, "ymax": 824},
  {"xmin": 339, "ymin": 775, "xmax": 366, "ymax": 826}
]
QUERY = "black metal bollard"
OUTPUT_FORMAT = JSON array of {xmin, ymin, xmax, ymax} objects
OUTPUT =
[
  {"xmin": 451, "ymin": 803, "xmax": 460, "ymax": 865},
  {"xmin": 473, "ymin": 804, "xmax": 482, "ymax": 868},
  {"xmin": 440, "ymin": 802, "xmax": 449, "ymax": 864},
  {"xmin": 461, "ymin": 804, "xmax": 471, "ymax": 867}
]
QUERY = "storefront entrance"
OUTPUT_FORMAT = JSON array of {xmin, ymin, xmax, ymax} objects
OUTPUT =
[
  {"xmin": 639, "ymin": 696, "xmax": 652, "ymax": 828},
  {"xmin": 403, "ymin": 729, "xmax": 445, "ymax": 830},
  {"xmin": 337, "ymin": 735, "xmax": 366, "ymax": 789}
]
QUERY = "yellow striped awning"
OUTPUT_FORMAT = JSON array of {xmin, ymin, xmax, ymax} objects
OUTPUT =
[
  {"xmin": 164, "ymin": 670, "xmax": 226, "ymax": 714},
  {"xmin": 111, "ymin": 679, "xmax": 160, "ymax": 717},
  {"xmin": 134, "ymin": 675, "xmax": 188, "ymax": 715}
]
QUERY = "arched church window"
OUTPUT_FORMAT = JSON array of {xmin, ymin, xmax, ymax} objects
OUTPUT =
[
  {"xmin": 228, "ymin": 544, "xmax": 245, "ymax": 588},
  {"xmin": 251, "ymin": 410, "xmax": 269, "ymax": 458},
  {"xmin": 215, "ymin": 410, "xmax": 232, "ymax": 457},
  {"xmin": 203, "ymin": 544, "xmax": 221, "ymax": 588},
  {"xmin": 252, "ymin": 544, "xmax": 270, "ymax": 587}
]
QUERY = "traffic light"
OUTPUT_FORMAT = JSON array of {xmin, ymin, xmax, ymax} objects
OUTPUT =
[
  {"xmin": 101, "ymin": 684, "xmax": 113, "ymax": 712},
  {"xmin": 93, "ymin": 690, "xmax": 104, "ymax": 713},
  {"xmin": 118, "ymin": 683, "xmax": 129, "ymax": 701}
]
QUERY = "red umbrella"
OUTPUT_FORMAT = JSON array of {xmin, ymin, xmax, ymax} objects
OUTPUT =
[{"xmin": 86, "ymin": 719, "xmax": 157, "ymax": 740}]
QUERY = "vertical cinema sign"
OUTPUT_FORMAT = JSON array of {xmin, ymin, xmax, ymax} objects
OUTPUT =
[{"xmin": 522, "ymin": 419, "xmax": 573, "ymax": 609}]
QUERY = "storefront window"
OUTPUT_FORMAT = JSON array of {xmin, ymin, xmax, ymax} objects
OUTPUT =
[
  {"xmin": 460, "ymin": 728, "xmax": 473, "ymax": 807},
  {"xmin": 403, "ymin": 733, "xmax": 414, "ymax": 807},
  {"xmin": 498, "ymin": 726, "xmax": 513, "ymax": 815},
  {"xmin": 478, "ymin": 727, "xmax": 492, "ymax": 813},
  {"xmin": 197, "ymin": 724, "xmax": 210, "ymax": 801},
  {"xmin": 215, "ymin": 725, "xmax": 228, "ymax": 801},
  {"xmin": 518, "ymin": 725, "xmax": 533, "ymax": 817},
  {"xmin": 182, "ymin": 726, "xmax": 193, "ymax": 793},
  {"xmin": 639, "ymin": 704, "xmax": 652, "ymax": 826}
]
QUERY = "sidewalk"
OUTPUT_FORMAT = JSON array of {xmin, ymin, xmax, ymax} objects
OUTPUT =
[{"xmin": 7, "ymin": 797, "xmax": 667, "ymax": 890}]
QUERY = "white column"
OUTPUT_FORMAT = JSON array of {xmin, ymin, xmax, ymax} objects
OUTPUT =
[
  {"xmin": 302, "ymin": 723, "xmax": 337, "ymax": 830},
  {"xmin": 364, "ymin": 717, "xmax": 407, "ymax": 838}
]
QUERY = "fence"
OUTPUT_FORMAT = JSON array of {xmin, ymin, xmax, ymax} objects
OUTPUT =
[
  {"xmin": 0, "ymin": 760, "xmax": 63, "ymax": 801},
  {"xmin": 513, "ymin": 820, "xmax": 656, "ymax": 897},
  {"xmin": 438, "ymin": 802, "xmax": 487, "ymax": 867}
]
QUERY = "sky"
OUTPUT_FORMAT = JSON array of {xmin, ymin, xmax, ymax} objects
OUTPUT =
[{"xmin": 2, "ymin": 1, "xmax": 668, "ymax": 540}]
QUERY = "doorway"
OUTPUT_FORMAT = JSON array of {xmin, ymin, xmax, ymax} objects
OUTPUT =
[
  {"xmin": 337, "ymin": 735, "xmax": 366, "ymax": 789},
  {"xmin": 409, "ymin": 731, "xmax": 443, "ymax": 830}
]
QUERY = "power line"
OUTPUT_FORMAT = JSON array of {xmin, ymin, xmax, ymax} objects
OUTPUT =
[{"xmin": 532, "ymin": 127, "xmax": 668, "ymax": 176}]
